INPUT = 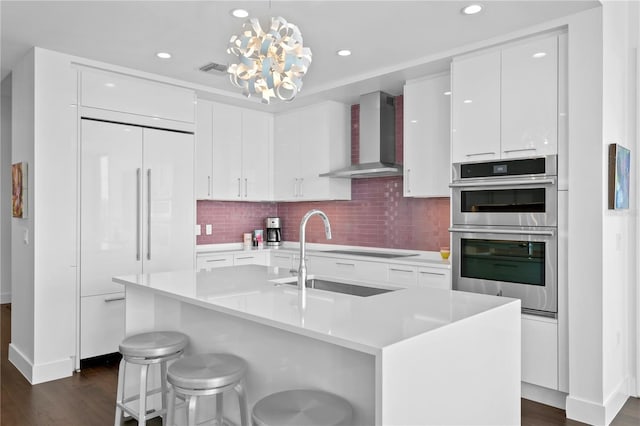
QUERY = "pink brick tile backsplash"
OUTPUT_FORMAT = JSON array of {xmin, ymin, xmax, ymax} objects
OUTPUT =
[{"xmin": 197, "ymin": 95, "xmax": 450, "ymax": 251}]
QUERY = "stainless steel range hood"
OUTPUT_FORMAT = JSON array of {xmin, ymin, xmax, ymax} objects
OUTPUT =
[{"xmin": 320, "ymin": 91, "xmax": 402, "ymax": 179}]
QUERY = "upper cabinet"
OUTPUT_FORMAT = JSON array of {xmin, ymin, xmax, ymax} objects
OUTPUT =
[
  {"xmin": 403, "ymin": 74, "xmax": 451, "ymax": 198},
  {"xmin": 451, "ymin": 34, "xmax": 560, "ymax": 163},
  {"xmin": 80, "ymin": 69, "xmax": 195, "ymax": 124},
  {"xmin": 196, "ymin": 101, "xmax": 273, "ymax": 201},
  {"xmin": 273, "ymin": 101, "xmax": 351, "ymax": 201}
]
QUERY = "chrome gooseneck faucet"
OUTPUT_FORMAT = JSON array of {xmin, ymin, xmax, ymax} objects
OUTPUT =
[{"xmin": 298, "ymin": 209, "xmax": 332, "ymax": 294}]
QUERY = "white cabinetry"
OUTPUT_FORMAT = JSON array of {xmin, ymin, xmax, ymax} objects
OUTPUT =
[
  {"xmin": 80, "ymin": 119, "xmax": 194, "ymax": 358},
  {"xmin": 197, "ymin": 251, "xmax": 268, "ymax": 271},
  {"xmin": 273, "ymin": 101, "xmax": 351, "ymax": 201},
  {"xmin": 197, "ymin": 102, "xmax": 272, "ymax": 200},
  {"xmin": 80, "ymin": 69, "xmax": 195, "ymax": 123},
  {"xmin": 417, "ymin": 266, "xmax": 451, "ymax": 290},
  {"xmin": 270, "ymin": 251, "xmax": 299, "ymax": 270},
  {"xmin": 522, "ymin": 314, "xmax": 558, "ymax": 389},
  {"xmin": 307, "ymin": 255, "xmax": 388, "ymax": 283},
  {"xmin": 403, "ymin": 74, "xmax": 451, "ymax": 197},
  {"xmin": 387, "ymin": 265, "xmax": 418, "ymax": 287},
  {"xmin": 451, "ymin": 34, "xmax": 559, "ymax": 163}
]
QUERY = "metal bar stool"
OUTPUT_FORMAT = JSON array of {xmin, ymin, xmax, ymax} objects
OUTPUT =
[
  {"xmin": 251, "ymin": 389, "xmax": 353, "ymax": 426},
  {"xmin": 166, "ymin": 353, "xmax": 250, "ymax": 426},
  {"xmin": 114, "ymin": 331, "xmax": 189, "ymax": 426}
]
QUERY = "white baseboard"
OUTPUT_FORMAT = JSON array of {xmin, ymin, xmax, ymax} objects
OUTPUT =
[
  {"xmin": 0, "ymin": 291, "xmax": 11, "ymax": 304},
  {"xmin": 8, "ymin": 343, "xmax": 73, "ymax": 384},
  {"xmin": 522, "ymin": 381, "xmax": 567, "ymax": 409},
  {"xmin": 566, "ymin": 377, "xmax": 631, "ymax": 426}
]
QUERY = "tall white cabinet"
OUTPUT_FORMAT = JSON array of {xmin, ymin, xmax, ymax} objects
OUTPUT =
[
  {"xmin": 403, "ymin": 74, "xmax": 451, "ymax": 198},
  {"xmin": 80, "ymin": 118, "xmax": 194, "ymax": 359}
]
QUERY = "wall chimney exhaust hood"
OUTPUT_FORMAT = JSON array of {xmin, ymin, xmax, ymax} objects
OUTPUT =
[{"xmin": 320, "ymin": 91, "xmax": 402, "ymax": 179}]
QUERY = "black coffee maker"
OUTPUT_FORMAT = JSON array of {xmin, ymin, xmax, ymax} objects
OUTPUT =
[{"xmin": 265, "ymin": 217, "xmax": 282, "ymax": 246}]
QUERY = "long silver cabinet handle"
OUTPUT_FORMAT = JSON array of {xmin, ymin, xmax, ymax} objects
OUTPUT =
[
  {"xmin": 237, "ymin": 178, "xmax": 241, "ymax": 197},
  {"xmin": 465, "ymin": 152, "xmax": 496, "ymax": 157},
  {"xmin": 336, "ymin": 262, "xmax": 355, "ymax": 267},
  {"xmin": 206, "ymin": 258, "xmax": 228, "ymax": 263},
  {"xmin": 419, "ymin": 271, "xmax": 445, "ymax": 276},
  {"xmin": 244, "ymin": 178, "xmax": 248, "ymax": 197},
  {"xmin": 448, "ymin": 227, "xmax": 555, "ymax": 236},
  {"xmin": 503, "ymin": 148, "xmax": 537, "ymax": 154},
  {"xmin": 236, "ymin": 256, "xmax": 254, "ymax": 260},
  {"xmin": 136, "ymin": 168, "xmax": 141, "ymax": 261},
  {"xmin": 406, "ymin": 169, "xmax": 411, "ymax": 193},
  {"xmin": 147, "ymin": 169, "xmax": 152, "ymax": 260},
  {"xmin": 449, "ymin": 177, "xmax": 556, "ymax": 188},
  {"xmin": 390, "ymin": 268, "xmax": 414, "ymax": 273},
  {"xmin": 104, "ymin": 295, "xmax": 125, "ymax": 302}
]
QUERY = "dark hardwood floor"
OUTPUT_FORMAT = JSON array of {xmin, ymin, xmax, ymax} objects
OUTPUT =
[{"xmin": 1, "ymin": 303, "xmax": 638, "ymax": 425}]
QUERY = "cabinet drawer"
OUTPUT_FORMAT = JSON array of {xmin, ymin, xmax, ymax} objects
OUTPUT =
[
  {"xmin": 80, "ymin": 293, "xmax": 125, "ymax": 359},
  {"xmin": 234, "ymin": 252, "xmax": 267, "ymax": 266},
  {"xmin": 81, "ymin": 70, "xmax": 195, "ymax": 123},
  {"xmin": 522, "ymin": 315, "xmax": 558, "ymax": 389},
  {"xmin": 307, "ymin": 256, "xmax": 387, "ymax": 283},
  {"xmin": 270, "ymin": 252, "xmax": 294, "ymax": 269},
  {"xmin": 387, "ymin": 265, "xmax": 418, "ymax": 287},
  {"xmin": 417, "ymin": 267, "xmax": 451, "ymax": 290},
  {"xmin": 197, "ymin": 254, "xmax": 233, "ymax": 271}
]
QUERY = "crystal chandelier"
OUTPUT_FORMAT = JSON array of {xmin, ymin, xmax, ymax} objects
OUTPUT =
[{"xmin": 227, "ymin": 16, "xmax": 312, "ymax": 104}]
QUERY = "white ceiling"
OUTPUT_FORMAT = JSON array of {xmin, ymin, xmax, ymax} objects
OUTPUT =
[{"xmin": 1, "ymin": 1, "xmax": 599, "ymax": 111}]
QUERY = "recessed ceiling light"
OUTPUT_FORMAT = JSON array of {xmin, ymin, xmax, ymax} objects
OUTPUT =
[
  {"xmin": 463, "ymin": 99, "xmax": 473, "ymax": 104},
  {"xmin": 443, "ymin": 91, "xmax": 452, "ymax": 96},
  {"xmin": 337, "ymin": 49, "xmax": 352, "ymax": 57},
  {"xmin": 532, "ymin": 52, "xmax": 547, "ymax": 59},
  {"xmin": 462, "ymin": 4, "xmax": 483, "ymax": 15},
  {"xmin": 231, "ymin": 8, "xmax": 249, "ymax": 18},
  {"xmin": 104, "ymin": 83, "xmax": 115, "ymax": 88},
  {"xmin": 156, "ymin": 52, "xmax": 172, "ymax": 59}
]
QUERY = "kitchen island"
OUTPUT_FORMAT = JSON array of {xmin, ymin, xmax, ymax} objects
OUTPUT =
[{"xmin": 114, "ymin": 265, "xmax": 520, "ymax": 425}]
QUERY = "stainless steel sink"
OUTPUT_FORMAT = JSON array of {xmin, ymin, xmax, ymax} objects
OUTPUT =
[
  {"xmin": 275, "ymin": 277, "xmax": 396, "ymax": 297},
  {"xmin": 320, "ymin": 249, "xmax": 418, "ymax": 259}
]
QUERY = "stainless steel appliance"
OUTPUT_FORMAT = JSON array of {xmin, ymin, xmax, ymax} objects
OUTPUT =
[
  {"xmin": 451, "ymin": 155, "xmax": 557, "ymax": 227},
  {"xmin": 265, "ymin": 217, "xmax": 282, "ymax": 246},
  {"xmin": 449, "ymin": 155, "xmax": 558, "ymax": 317}
]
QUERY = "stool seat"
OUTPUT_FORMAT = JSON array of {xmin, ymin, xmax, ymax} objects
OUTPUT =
[
  {"xmin": 252, "ymin": 389, "xmax": 353, "ymax": 426},
  {"xmin": 168, "ymin": 353, "xmax": 247, "ymax": 390},
  {"xmin": 119, "ymin": 331, "xmax": 189, "ymax": 358}
]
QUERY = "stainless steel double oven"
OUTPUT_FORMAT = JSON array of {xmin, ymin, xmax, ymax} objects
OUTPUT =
[{"xmin": 449, "ymin": 155, "xmax": 558, "ymax": 317}]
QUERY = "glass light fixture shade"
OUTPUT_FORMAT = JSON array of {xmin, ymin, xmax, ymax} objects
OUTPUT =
[{"xmin": 227, "ymin": 16, "xmax": 312, "ymax": 104}]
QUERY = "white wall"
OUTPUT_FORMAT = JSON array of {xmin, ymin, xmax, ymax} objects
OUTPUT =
[
  {"xmin": 1, "ymin": 76, "xmax": 12, "ymax": 304},
  {"xmin": 565, "ymin": 2, "xmax": 639, "ymax": 425},
  {"xmin": 9, "ymin": 48, "xmax": 77, "ymax": 384}
]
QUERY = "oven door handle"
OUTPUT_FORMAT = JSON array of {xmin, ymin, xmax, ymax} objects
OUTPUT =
[
  {"xmin": 449, "ymin": 177, "xmax": 556, "ymax": 188},
  {"xmin": 448, "ymin": 227, "xmax": 555, "ymax": 237}
]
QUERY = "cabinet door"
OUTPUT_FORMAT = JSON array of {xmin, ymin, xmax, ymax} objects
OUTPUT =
[
  {"xmin": 271, "ymin": 252, "xmax": 294, "ymax": 269},
  {"xmin": 197, "ymin": 253, "xmax": 234, "ymax": 271},
  {"xmin": 80, "ymin": 120, "xmax": 143, "ymax": 297},
  {"xmin": 501, "ymin": 36, "xmax": 558, "ymax": 158},
  {"xmin": 195, "ymin": 99, "xmax": 213, "ymax": 199},
  {"xmin": 387, "ymin": 264, "xmax": 418, "ymax": 287},
  {"xmin": 80, "ymin": 293, "xmax": 125, "ymax": 358},
  {"xmin": 242, "ymin": 110, "xmax": 272, "ymax": 200},
  {"xmin": 81, "ymin": 70, "xmax": 195, "ymax": 123},
  {"xmin": 451, "ymin": 51, "xmax": 501, "ymax": 163},
  {"xmin": 142, "ymin": 128, "xmax": 195, "ymax": 273},
  {"xmin": 211, "ymin": 103, "xmax": 243, "ymax": 199},
  {"xmin": 417, "ymin": 267, "xmax": 451, "ymax": 290},
  {"xmin": 273, "ymin": 110, "xmax": 302, "ymax": 200},
  {"xmin": 522, "ymin": 315, "xmax": 558, "ymax": 389},
  {"xmin": 404, "ymin": 75, "xmax": 451, "ymax": 197}
]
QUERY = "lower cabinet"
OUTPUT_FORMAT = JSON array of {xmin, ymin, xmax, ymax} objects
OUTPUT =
[
  {"xmin": 80, "ymin": 293, "xmax": 125, "ymax": 359},
  {"xmin": 307, "ymin": 256, "xmax": 388, "ymax": 283},
  {"xmin": 387, "ymin": 265, "xmax": 418, "ymax": 287},
  {"xmin": 522, "ymin": 314, "xmax": 558, "ymax": 389},
  {"xmin": 417, "ymin": 267, "xmax": 451, "ymax": 290},
  {"xmin": 197, "ymin": 251, "xmax": 268, "ymax": 271}
]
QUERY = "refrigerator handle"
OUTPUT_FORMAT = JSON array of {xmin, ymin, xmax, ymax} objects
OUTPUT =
[
  {"xmin": 136, "ymin": 168, "xmax": 141, "ymax": 261},
  {"xmin": 147, "ymin": 168, "xmax": 152, "ymax": 260}
]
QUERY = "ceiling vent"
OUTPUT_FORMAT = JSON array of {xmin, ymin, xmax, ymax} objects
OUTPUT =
[{"xmin": 199, "ymin": 62, "xmax": 228, "ymax": 74}]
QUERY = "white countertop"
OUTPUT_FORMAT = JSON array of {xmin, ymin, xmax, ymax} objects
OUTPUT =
[
  {"xmin": 196, "ymin": 242, "xmax": 451, "ymax": 268},
  {"xmin": 115, "ymin": 265, "xmax": 514, "ymax": 355}
]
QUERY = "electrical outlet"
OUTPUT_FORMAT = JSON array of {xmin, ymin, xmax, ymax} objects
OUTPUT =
[
  {"xmin": 205, "ymin": 224, "xmax": 213, "ymax": 235},
  {"xmin": 195, "ymin": 224, "xmax": 202, "ymax": 236}
]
